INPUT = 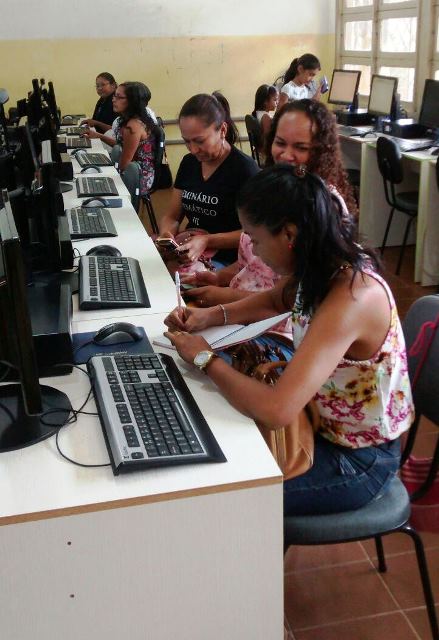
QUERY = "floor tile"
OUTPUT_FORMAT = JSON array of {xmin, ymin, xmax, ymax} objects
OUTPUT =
[
  {"xmin": 378, "ymin": 548, "xmax": 439, "ymax": 609},
  {"xmin": 284, "ymin": 561, "xmax": 398, "ymax": 630},
  {"xmin": 285, "ymin": 542, "xmax": 367, "ymax": 573},
  {"xmin": 361, "ymin": 531, "xmax": 439, "ymax": 558},
  {"xmin": 405, "ymin": 604, "xmax": 439, "ymax": 640},
  {"xmin": 293, "ymin": 612, "xmax": 419, "ymax": 640}
]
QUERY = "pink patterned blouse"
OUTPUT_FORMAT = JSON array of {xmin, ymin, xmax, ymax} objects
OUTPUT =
[{"xmin": 290, "ymin": 270, "xmax": 414, "ymax": 448}]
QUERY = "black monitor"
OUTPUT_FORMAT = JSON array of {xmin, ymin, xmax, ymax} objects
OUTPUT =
[
  {"xmin": 368, "ymin": 74, "xmax": 398, "ymax": 117},
  {"xmin": 16, "ymin": 122, "xmax": 40, "ymax": 190},
  {"xmin": 27, "ymin": 80, "xmax": 43, "ymax": 128},
  {"xmin": 0, "ymin": 191, "xmax": 71, "ymax": 452},
  {"xmin": 418, "ymin": 79, "xmax": 439, "ymax": 130},
  {"xmin": 328, "ymin": 69, "xmax": 361, "ymax": 106}
]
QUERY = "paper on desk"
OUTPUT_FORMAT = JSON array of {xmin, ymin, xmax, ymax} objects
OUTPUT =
[{"xmin": 153, "ymin": 312, "xmax": 291, "ymax": 351}]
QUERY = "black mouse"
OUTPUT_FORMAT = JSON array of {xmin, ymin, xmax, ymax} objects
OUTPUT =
[
  {"xmin": 86, "ymin": 244, "xmax": 122, "ymax": 257},
  {"xmin": 80, "ymin": 165, "xmax": 102, "ymax": 174},
  {"xmin": 93, "ymin": 322, "xmax": 143, "ymax": 346},
  {"xmin": 81, "ymin": 197, "xmax": 108, "ymax": 207}
]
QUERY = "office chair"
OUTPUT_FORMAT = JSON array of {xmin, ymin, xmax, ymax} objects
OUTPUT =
[
  {"xmin": 400, "ymin": 295, "xmax": 439, "ymax": 501},
  {"xmin": 376, "ymin": 136, "xmax": 419, "ymax": 275},
  {"xmin": 244, "ymin": 114, "xmax": 263, "ymax": 167}
]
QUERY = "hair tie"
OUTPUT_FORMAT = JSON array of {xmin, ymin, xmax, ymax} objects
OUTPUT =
[{"xmin": 293, "ymin": 164, "xmax": 307, "ymax": 178}]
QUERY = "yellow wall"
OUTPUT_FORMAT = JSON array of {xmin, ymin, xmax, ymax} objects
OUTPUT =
[{"xmin": 1, "ymin": 34, "xmax": 335, "ymax": 119}]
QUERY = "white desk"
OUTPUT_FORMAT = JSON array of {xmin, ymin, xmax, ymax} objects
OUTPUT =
[
  {"xmin": 339, "ymin": 131, "xmax": 439, "ymax": 285},
  {"xmin": 1, "ymin": 141, "xmax": 284, "ymax": 639}
]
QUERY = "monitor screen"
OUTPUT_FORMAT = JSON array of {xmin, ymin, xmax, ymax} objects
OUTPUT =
[
  {"xmin": 418, "ymin": 79, "xmax": 439, "ymax": 129},
  {"xmin": 327, "ymin": 69, "xmax": 361, "ymax": 106},
  {"xmin": 16, "ymin": 122, "xmax": 40, "ymax": 189},
  {"xmin": 368, "ymin": 74, "xmax": 398, "ymax": 117}
]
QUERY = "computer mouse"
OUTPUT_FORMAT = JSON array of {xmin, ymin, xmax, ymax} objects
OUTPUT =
[
  {"xmin": 81, "ymin": 197, "xmax": 107, "ymax": 207},
  {"xmin": 430, "ymin": 147, "xmax": 439, "ymax": 156},
  {"xmin": 63, "ymin": 115, "xmax": 73, "ymax": 123},
  {"xmin": 86, "ymin": 244, "xmax": 122, "ymax": 257},
  {"xmin": 93, "ymin": 322, "xmax": 143, "ymax": 346},
  {"xmin": 80, "ymin": 166, "xmax": 103, "ymax": 174}
]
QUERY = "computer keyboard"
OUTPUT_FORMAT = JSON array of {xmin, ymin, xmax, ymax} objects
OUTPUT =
[
  {"xmin": 66, "ymin": 137, "xmax": 92, "ymax": 149},
  {"xmin": 76, "ymin": 176, "xmax": 118, "ymax": 197},
  {"xmin": 66, "ymin": 207, "xmax": 117, "ymax": 239},
  {"xmin": 338, "ymin": 125, "xmax": 374, "ymax": 137},
  {"xmin": 79, "ymin": 255, "xmax": 150, "ymax": 310},
  {"xmin": 394, "ymin": 138, "xmax": 435, "ymax": 153},
  {"xmin": 63, "ymin": 126, "xmax": 85, "ymax": 136},
  {"xmin": 88, "ymin": 352, "xmax": 226, "ymax": 475},
  {"xmin": 75, "ymin": 152, "xmax": 113, "ymax": 167}
]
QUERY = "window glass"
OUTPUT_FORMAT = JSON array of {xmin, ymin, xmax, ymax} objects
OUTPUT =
[
  {"xmin": 345, "ymin": 0, "xmax": 372, "ymax": 6},
  {"xmin": 435, "ymin": 69, "xmax": 439, "ymax": 80},
  {"xmin": 345, "ymin": 20, "xmax": 373, "ymax": 50},
  {"xmin": 380, "ymin": 17, "xmax": 417, "ymax": 52},
  {"xmin": 379, "ymin": 66, "xmax": 415, "ymax": 100},
  {"xmin": 382, "ymin": 0, "xmax": 412, "ymax": 3},
  {"xmin": 343, "ymin": 64, "xmax": 372, "ymax": 94}
]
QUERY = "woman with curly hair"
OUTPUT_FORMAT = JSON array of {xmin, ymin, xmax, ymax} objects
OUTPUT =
[{"xmin": 182, "ymin": 99, "xmax": 356, "ymax": 312}]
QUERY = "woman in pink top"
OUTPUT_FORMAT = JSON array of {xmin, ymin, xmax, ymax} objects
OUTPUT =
[{"xmin": 164, "ymin": 165, "xmax": 414, "ymax": 515}]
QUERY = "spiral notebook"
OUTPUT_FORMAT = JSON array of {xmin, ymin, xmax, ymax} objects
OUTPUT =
[{"xmin": 152, "ymin": 312, "xmax": 291, "ymax": 351}]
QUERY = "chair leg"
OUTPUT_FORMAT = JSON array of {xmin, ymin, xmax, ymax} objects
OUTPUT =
[
  {"xmin": 411, "ymin": 438, "xmax": 439, "ymax": 502},
  {"xmin": 375, "ymin": 536, "xmax": 387, "ymax": 572},
  {"xmin": 400, "ymin": 524, "xmax": 439, "ymax": 640},
  {"xmin": 396, "ymin": 216, "xmax": 414, "ymax": 276},
  {"xmin": 381, "ymin": 207, "xmax": 395, "ymax": 256},
  {"xmin": 143, "ymin": 196, "xmax": 159, "ymax": 235}
]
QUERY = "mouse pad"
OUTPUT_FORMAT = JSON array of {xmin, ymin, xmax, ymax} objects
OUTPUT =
[{"xmin": 72, "ymin": 328, "xmax": 154, "ymax": 364}]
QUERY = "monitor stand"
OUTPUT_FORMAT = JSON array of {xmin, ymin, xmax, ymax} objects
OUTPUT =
[{"xmin": 0, "ymin": 384, "xmax": 72, "ymax": 452}]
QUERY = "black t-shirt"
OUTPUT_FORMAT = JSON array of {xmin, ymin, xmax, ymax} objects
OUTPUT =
[
  {"xmin": 174, "ymin": 146, "xmax": 259, "ymax": 263},
  {"xmin": 92, "ymin": 94, "xmax": 117, "ymax": 132}
]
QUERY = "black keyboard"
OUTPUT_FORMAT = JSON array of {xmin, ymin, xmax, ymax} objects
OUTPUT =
[
  {"xmin": 76, "ymin": 152, "xmax": 113, "ymax": 167},
  {"xmin": 76, "ymin": 176, "xmax": 118, "ymax": 197},
  {"xmin": 63, "ymin": 126, "xmax": 85, "ymax": 136},
  {"xmin": 66, "ymin": 207, "xmax": 117, "ymax": 239},
  {"xmin": 338, "ymin": 125, "xmax": 375, "ymax": 137},
  {"xmin": 66, "ymin": 137, "xmax": 92, "ymax": 149},
  {"xmin": 79, "ymin": 255, "xmax": 150, "ymax": 310},
  {"xmin": 88, "ymin": 352, "xmax": 226, "ymax": 475}
]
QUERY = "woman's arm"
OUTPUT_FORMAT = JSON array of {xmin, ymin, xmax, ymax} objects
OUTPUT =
[
  {"xmin": 82, "ymin": 129, "xmax": 117, "ymax": 147},
  {"xmin": 184, "ymin": 285, "xmax": 259, "ymax": 307},
  {"xmin": 260, "ymin": 113, "xmax": 272, "ymax": 138},
  {"xmin": 167, "ymin": 272, "xmax": 391, "ymax": 429},
  {"xmin": 277, "ymin": 91, "xmax": 289, "ymax": 111},
  {"xmin": 80, "ymin": 118, "xmax": 112, "ymax": 131},
  {"xmin": 118, "ymin": 120, "xmax": 144, "ymax": 172}
]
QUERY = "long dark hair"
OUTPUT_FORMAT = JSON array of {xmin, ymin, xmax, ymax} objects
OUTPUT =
[
  {"xmin": 284, "ymin": 54, "xmax": 320, "ymax": 84},
  {"xmin": 96, "ymin": 72, "xmax": 116, "ymax": 86},
  {"xmin": 264, "ymin": 100, "xmax": 357, "ymax": 216},
  {"xmin": 116, "ymin": 81, "xmax": 155, "ymax": 133},
  {"xmin": 179, "ymin": 91, "xmax": 239, "ymax": 146},
  {"xmin": 252, "ymin": 84, "xmax": 278, "ymax": 117},
  {"xmin": 236, "ymin": 164, "xmax": 378, "ymax": 313}
]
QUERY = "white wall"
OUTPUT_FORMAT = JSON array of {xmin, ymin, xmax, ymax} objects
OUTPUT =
[{"xmin": 0, "ymin": 0, "xmax": 336, "ymax": 39}]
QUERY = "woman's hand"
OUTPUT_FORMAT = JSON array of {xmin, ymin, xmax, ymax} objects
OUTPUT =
[
  {"xmin": 183, "ymin": 285, "xmax": 227, "ymax": 307},
  {"xmin": 82, "ymin": 128, "xmax": 100, "ymax": 140},
  {"xmin": 177, "ymin": 234, "xmax": 209, "ymax": 262},
  {"xmin": 164, "ymin": 305, "xmax": 221, "ymax": 333},
  {"xmin": 180, "ymin": 271, "xmax": 219, "ymax": 287},
  {"xmin": 164, "ymin": 331, "xmax": 211, "ymax": 364},
  {"xmin": 80, "ymin": 118, "xmax": 97, "ymax": 127}
]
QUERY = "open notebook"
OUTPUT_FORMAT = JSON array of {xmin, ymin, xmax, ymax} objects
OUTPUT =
[{"xmin": 153, "ymin": 312, "xmax": 291, "ymax": 351}]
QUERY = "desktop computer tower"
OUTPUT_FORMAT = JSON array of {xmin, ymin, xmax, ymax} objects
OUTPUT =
[
  {"xmin": 382, "ymin": 118, "xmax": 429, "ymax": 139},
  {"xmin": 335, "ymin": 109, "xmax": 373, "ymax": 126}
]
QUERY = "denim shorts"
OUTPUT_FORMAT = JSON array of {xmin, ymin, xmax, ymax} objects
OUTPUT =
[{"xmin": 283, "ymin": 434, "xmax": 401, "ymax": 516}]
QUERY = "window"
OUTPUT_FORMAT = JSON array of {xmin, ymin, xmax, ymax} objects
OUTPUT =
[{"xmin": 337, "ymin": 0, "xmax": 436, "ymax": 113}]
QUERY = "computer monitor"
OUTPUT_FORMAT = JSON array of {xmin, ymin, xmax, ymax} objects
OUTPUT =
[
  {"xmin": 418, "ymin": 79, "xmax": 439, "ymax": 130},
  {"xmin": 26, "ymin": 79, "xmax": 43, "ymax": 128},
  {"xmin": 327, "ymin": 69, "xmax": 361, "ymax": 106},
  {"xmin": 367, "ymin": 74, "xmax": 398, "ymax": 118},
  {"xmin": 0, "ymin": 191, "xmax": 71, "ymax": 452},
  {"xmin": 16, "ymin": 122, "xmax": 40, "ymax": 190}
]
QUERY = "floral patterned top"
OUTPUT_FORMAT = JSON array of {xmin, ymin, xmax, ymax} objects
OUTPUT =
[
  {"xmin": 290, "ymin": 269, "xmax": 414, "ymax": 448},
  {"xmin": 114, "ymin": 118, "xmax": 155, "ymax": 195}
]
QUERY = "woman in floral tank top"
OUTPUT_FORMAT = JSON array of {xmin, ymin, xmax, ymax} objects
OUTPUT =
[{"xmin": 164, "ymin": 165, "xmax": 414, "ymax": 516}]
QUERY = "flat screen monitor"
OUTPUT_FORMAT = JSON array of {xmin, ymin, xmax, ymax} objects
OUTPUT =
[
  {"xmin": 0, "ymin": 190, "xmax": 71, "ymax": 452},
  {"xmin": 418, "ymin": 79, "xmax": 439, "ymax": 130},
  {"xmin": 327, "ymin": 69, "xmax": 361, "ymax": 106},
  {"xmin": 367, "ymin": 74, "xmax": 398, "ymax": 117},
  {"xmin": 16, "ymin": 122, "xmax": 40, "ymax": 189}
]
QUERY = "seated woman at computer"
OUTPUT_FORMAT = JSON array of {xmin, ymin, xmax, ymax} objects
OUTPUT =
[
  {"xmin": 80, "ymin": 72, "xmax": 117, "ymax": 133},
  {"xmin": 181, "ymin": 100, "xmax": 356, "ymax": 313},
  {"xmin": 277, "ymin": 54, "xmax": 322, "ymax": 110},
  {"xmin": 164, "ymin": 164, "xmax": 414, "ymax": 516},
  {"xmin": 158, "ymin": 92, "xmax": 259, "ymax": 267},
  {"xmin": 252, "ymin": 84, "xmax": 279, "ymax": 139}
]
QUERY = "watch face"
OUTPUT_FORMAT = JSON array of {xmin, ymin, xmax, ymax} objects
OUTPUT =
[{"xmin": 194, "ymin": 350, "xmax": 212, "ymax": 368}]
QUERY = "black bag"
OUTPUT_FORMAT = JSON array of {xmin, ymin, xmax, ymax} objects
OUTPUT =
[{"xmin": 156, "ymin": 158, "xmax": 173, "ymax": 190}]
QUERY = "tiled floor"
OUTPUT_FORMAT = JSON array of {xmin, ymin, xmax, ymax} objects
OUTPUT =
[{"xmin": 284, "ymin": 246, "xmax": 439, "ymax": 640}]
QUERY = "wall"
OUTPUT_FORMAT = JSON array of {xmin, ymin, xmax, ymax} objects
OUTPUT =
[{"xmin": 0, "ymin": 0, "xmax": 336, "ymax": 119}]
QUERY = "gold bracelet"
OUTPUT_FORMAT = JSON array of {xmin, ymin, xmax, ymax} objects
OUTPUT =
[{"xmin": 218, "ymin": 303, "xmax": 227, "ymax": 325}]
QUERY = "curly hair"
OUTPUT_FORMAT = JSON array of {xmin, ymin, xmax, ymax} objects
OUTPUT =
[
  {"xmin": 264, "ymin": 99, "xmax": 357, "ymax": 217},
  {"xmin": 236, "ymin": 165, "xmax": 377, "ymax": 313}
]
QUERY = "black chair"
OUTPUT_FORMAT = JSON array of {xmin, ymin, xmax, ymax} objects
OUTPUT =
[
  {"xmin": 376, "ymin": 136, "xmax": 419, "ymax": 275},
  {"xmin": 141, "ymin": 122, "xmax": 169, "ymax": 235},
  {"xmin": 400, "ymin": 294, "xmax": 439, "ymax": 500},
  {"xmin": 245, "ymin": 114, "xmax": 263, "ymax": 167}
]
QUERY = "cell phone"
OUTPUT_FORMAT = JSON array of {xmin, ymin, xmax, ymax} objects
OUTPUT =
[
  {"xmin": 320, "ymin": 76, "xmax": 329, "ymax": 94},
  {"xmin": 155, "ymin": 237, "xmax": 179, "ymax": 251},
  {"xmin": 180, "ymin": 283, "xmax": 197, "ymax": 291}
]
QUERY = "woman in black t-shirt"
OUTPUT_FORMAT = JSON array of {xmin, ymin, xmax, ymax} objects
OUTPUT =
[
  {"xmin": 158, "ymin": 92, "xmax": 258, "ymax": 265},
  {"xmin": 80, "ymin": 72, "xmax": 117, "ymax": 133}
]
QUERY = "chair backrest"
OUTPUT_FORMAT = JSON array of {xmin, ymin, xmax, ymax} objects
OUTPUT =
[
  {"xmin": 376, "ymin": 136, "xmax": 404, "ymax": 185},
  {"xmin": 402, "ymin": 294, "xmax": 439, "ymax": 426},
  {"xmin": 244, "ymin": 114, "xmax": 262, "ymax": 166}
]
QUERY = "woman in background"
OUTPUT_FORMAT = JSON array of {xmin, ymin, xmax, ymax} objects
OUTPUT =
[
  {"xmin": 80, "ymin": 72, "xmax": 117, "ymax": 133},
  {"xmin": 277, "ymin": 54, "xmax": 322, "ymax": 109}
]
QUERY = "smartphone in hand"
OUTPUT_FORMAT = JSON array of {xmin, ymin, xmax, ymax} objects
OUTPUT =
[
  {"xmin": 155, "ymin": 237, "xmax": 179, "ymax": 252},
  {"xmin": 320, "ymin": 76, "xmax": 329, "ymax": 94}
]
